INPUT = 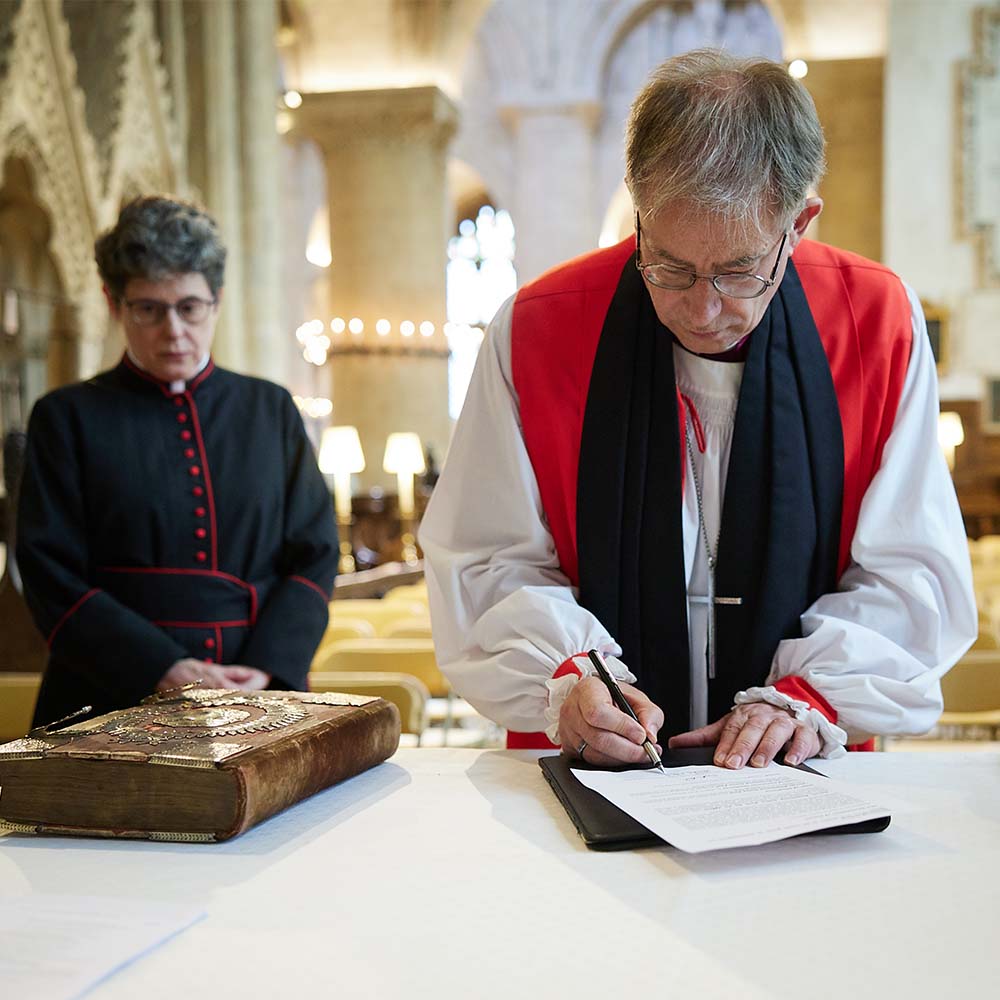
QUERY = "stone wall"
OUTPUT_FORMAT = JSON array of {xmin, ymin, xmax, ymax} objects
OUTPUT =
[
  {"xmin": 884, "ymin": 0, "xmax": 1000, "ymax": 402},
  {"xmin": 0, "ymin": 0, "xmax": 286, "ymax": 406},
  {"xmin": 804, "ymin": 57, "xmax": 884, "ymax": 262}
]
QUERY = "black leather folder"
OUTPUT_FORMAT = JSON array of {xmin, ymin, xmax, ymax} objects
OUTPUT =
[{"xmin": 539, "ymin": 747, "xmax": 891, "ymax": 851}]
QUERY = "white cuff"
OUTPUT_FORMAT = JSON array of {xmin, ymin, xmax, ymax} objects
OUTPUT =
[
  {"xmin": 734, "ymin": 685, "xmax": 848, "ymax": 759},
  {"xmin": 543, "ymin": 654, "xmax": 636, "ymax": 745}
]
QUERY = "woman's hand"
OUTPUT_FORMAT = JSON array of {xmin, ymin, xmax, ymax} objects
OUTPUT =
[{"xmin": 157, "ymin": 658, "xmax": 271, "ymax": 692}]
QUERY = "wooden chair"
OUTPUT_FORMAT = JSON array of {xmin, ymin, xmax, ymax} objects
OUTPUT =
[
  {"xmin": 383, "ymin": 582, "xmax": 428, "ymax": 606},
  {"xmin": 939, "ymin": 651, "xmax": 1000, "ymax": 738},
  {"xmin": 0, "ymin": 673, "xmax": 41, "ymax": 743},
  {"xmin": 383, "ymin": 617, "xmax": 433, "ymax": 640},
  {"xmin": 329, "ymin": 599, "xmax": 429, "ymax": 636},
  {"xmin": 312, "ymin": 618, "xmax": 378, "ymax": 668},
  {"xmin": 310, "ymin": 670, "xmax": 429, "ymax": 743},
  {"xmin": 314, "ymin": 639, "xmax": 447, "ymax": 695},
  {"xmin": 312, "ymin": 639, "xmax": 458, "ymax": 743},
  {"xmin": 975, "ymin": 535, "xmax": 1000, "ymax": 569},
  {"xmin": 323, "ymin": 618, "xmax": 377, "ymax": 642},
  {"xmin": 970, "ymin": 611, "xmax": 1000, "ymax": 650}
]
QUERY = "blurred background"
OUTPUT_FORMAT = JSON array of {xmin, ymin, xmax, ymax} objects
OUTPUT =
[{"xmin": 1, "ymin": 0, "xmax": 998, "ymax": 747}]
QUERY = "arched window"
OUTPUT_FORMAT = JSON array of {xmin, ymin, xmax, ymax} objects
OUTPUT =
[{"xmin": 445, "ymin": 205, "xmax": 516, "ymax": 419}]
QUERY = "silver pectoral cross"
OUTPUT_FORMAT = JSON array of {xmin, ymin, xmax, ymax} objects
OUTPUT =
[{"xmin": 688, "ymin": 555, "xmax": 742, "ymax": 679}]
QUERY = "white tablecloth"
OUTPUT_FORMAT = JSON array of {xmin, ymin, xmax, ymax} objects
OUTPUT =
[{"xmin": 2, "ymin": 749, "xmax": 998, "ymax": 999}]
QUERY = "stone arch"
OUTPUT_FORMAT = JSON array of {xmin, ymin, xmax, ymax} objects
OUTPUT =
[
  {"xmin": 593, "ymin": 1, "xmax": 783, "ymax": 226},
  {"xmin": 448, "ymin": 156, "xmax": 497, "ymax": 229},
  {"xmin": 455, "ymin": 1, "xmax": 785, "ymax": 282},
  {"xmin": 568, "ymin": 0, "xmax": 675, "ymax": 99},
  {"xmin": 0, "ymin": 61, "xmax": 96, "ymax": 302},
  {"xmin": 103, "ymin": 0, "xmax": 181, "ymax": 213},
  {"xmin": 1, "ymin": 124, "xmax": 103, "ymax": 379},
  {"xmin": 0, "ymin": 152, "xmax": 79, "ymax": 440},
  {"xmin": 0, "ymin": 0, "xmax": 105, "ymax": 376},
  {"xmin": 62, "ymin": 0, "xmax": 133, "ymax": 190},
  {"xmin": 0, "ymin": 151, "xmax": 65, "ymax": 671},
  {"xmin": 471, "ymin": 3, "xmax": 542, "ymax": 103},
  {"xmin": 451, "ymin": 21, "xmax": 516, "ymax": 215},
  {"xmin": 567, "ymin": 0, "xmax": 784, "ymax": 101}
]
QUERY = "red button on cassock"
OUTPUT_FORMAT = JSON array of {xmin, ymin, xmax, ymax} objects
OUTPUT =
[
  {"xmin": 195, "ymin": 506, "xmax": 206, "ymax": 517},
  {"xmin": 195, "ymin": 551, "xmax": 207, "ymax": 562},
  {"xmin": 180, "ymin": 430, "xmax": 192, "ymax": 441},
  {"xmin": 192, "ymin": 486, "xmax": 204, "ymax": 497},
  {"xmin": 174, "ymin": 397, "xmax": 184, "ymax": 407},
  {"xmin": 184, "ymin": 448, "xmax": 196, "ymax": 459},
  {"xmin": 177, "ymin": 412, "xmax": 188, "ymax": 423},
  {"xmin": 204, "ymin": 637, "xmax": 216, "ymax": 649},
  {"xmin": 189, "ymin": 466, "xmax": 201, "ymax": 477},
  {"xmin": 195, "ymin": 527, "xmax": 207, "ymax": 539}
]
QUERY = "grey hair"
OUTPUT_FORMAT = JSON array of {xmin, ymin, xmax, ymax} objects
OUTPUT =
[
  {"xmin": 625, "ymin": 49, "xmax": 826, "ymax": 235},
  {"xmin": 94, "ymin": 196, "xmax": 227, "ymax": 299}
]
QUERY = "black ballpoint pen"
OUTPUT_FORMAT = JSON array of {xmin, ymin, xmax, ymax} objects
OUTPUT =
[{"xmin": 587, "ymin": 649, "xmax": 666, "ymax": 773}]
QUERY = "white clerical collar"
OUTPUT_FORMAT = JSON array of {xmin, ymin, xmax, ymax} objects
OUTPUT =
[
  {"xmin": 126, "ymin": 350, "xmax": 210, "ymax": 393},
  {"xmin": 673, "ymin": 343, "xmax": 743, "ymax": 400}
]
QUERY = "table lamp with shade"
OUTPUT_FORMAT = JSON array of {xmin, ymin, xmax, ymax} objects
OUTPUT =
[
  {"xmin": 319, "ymin": 425, "xmax": 365, "ymax": 574},
  {"xmin": 937, "ymin": 411, "xmax": 964, "ymax": 471},
  {"xmin": 383, "ymin": 432, "xmax": 426, "ymax": 565}
]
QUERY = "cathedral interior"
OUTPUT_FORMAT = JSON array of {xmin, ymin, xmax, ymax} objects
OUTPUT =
[
  {"xmin": 1, "ymin": 0, "xmax": 1000, "ymax": 734},
  {"xmin": 2, "ymin": 5, "xmax": 1000, "ymax": 994}
]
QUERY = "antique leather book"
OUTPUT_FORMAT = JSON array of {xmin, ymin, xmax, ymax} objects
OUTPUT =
[{"xmin": 0, "ymin": 687, "xmax": 400, "ymax": 842}]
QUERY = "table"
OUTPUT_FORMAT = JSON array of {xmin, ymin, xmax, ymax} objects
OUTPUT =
[{"xmin": 2, "ymin": 750, "xmax": 999, "ymax": 998}]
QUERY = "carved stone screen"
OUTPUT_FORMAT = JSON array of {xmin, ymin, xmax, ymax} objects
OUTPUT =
[{"xmin": 958, "ymin": 5, "xmax": 1000, "ymax": 287}]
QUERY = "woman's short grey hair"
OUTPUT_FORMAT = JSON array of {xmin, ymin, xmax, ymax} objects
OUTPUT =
[
  {"xmin": 625, "ymin": 49, "xmax": 826, "ymax": 235},
  {"xmin": 94, "ymin": 196, "xmax": 227, "ymax": 299}
]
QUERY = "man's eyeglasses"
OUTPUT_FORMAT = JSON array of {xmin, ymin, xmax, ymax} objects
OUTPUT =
[
  {"xmin": 122, "ymin": 296, "xmax": 217, "ymax": 327},
  {"xmin": 635, "ymin": 217, "xmax": 787, "ymax": 299}
]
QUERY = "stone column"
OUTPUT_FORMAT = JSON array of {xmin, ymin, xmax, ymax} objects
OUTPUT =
[
  {"xmin": 805, "ymin": 58, "xmax": 883, "ymax": 262},
  {"xmin": 236, "ymin": 0, "xmax": 283, "ymax": 383},
  {"xmin": 155, "ymin": 0, "xmax": 188, "ymax": 169},
  {"xmin": 184, "ymin": 0, "xmax": 246, "ymax": 371},
  {"xmin": 501, "ymin": 102, "xmax": 600, "ymax": 284},
  {"xmin": 295, "ymin": 87, "xmax": 456, "ymax": 491}
]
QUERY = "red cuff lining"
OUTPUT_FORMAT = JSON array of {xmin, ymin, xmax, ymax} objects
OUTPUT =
[
  {"xmin": 772, "ymin": 676, "xmax": 837, "ymax": 723},
  {"xmin": 848, "ymin": 739, "xmax": 876, "ymax": 752},
  {"xmin": 506, "ymin": 731, "xmax": 557, "ymax": 749},
  {"xmin": 506, "ymin": 655, "xmax": 586, "ymax": 749},
  {"xmin": 552, "ymin": 654, "xmax": 585, "ymax": 680}
]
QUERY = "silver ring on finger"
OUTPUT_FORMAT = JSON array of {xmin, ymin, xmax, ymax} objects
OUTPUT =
[{"xmin": 577, "ymin": 738, "xmax": 588, "ymax": 758}]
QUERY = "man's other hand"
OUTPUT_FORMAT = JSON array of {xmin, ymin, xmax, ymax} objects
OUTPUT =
[
  {"xmin": 668, "ymin": 702, "xmax": 819, "ymax": 768},
  {"xmin": 559, "ymin": 676, "xmax": 663, "ymax": 765}
]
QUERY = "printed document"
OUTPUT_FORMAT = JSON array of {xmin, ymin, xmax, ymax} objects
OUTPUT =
[{"xmin": 572, "ymin": 764, "xmax": 889, "ymax": 853}]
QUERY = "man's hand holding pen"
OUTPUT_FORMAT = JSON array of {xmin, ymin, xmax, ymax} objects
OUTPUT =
[
  {"xmin": 560, "ymin": 649, "xmax": 820, "ymax": 769},
  {"xmin": 558, "ymin": 675, "xmax": 663, "ymax": 767}
]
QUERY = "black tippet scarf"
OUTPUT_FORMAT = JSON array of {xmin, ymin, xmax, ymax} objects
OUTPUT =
[{"xmin": 576, "ymin": 255, "xmax": 844, "ymax": 737}]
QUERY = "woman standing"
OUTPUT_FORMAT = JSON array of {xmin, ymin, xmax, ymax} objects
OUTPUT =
[{"xmin": 17, "ymin": 196, "xmax": 337, "ymax": 724}]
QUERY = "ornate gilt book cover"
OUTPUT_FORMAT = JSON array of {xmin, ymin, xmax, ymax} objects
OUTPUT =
[{"xmin": 0, "ymin": 688, "xmax": 400, "ymax": 842}]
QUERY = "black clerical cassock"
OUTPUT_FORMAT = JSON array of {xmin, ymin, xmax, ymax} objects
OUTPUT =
[{"xmin": 17, "ymin": 357, "xmax": 339, "ymax": 724}]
